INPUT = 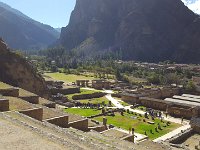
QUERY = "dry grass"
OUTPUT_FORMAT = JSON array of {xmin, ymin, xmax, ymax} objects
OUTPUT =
[
  {"xmin": 5, "ymin": 96, "xmax": 34, "ymax": 111},
  {"xmin": 19, "ymin": 88, "xmax": 36, "ymax": 97},
  {"xmin": 42, "ymin": 108, "xmax": 64, "ymax": 120},
  {"xmin": 0, "ymin": 82, "xmax": 12, "ymax": 89},
  {"xmin": 102, "ymin": 129, "xmax": 128, "ymax": 139}
]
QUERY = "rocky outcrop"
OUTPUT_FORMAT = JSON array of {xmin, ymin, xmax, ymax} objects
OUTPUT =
[
  {"xmin": 60, "ymin": 0, "xmax": 200, "ymax": 63},
  {"xmin": 0, "ymin": 39, "xmax": 49, "ymax": 98}
]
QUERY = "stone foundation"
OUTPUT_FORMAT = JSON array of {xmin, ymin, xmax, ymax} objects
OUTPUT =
[
  {"xmin": 45, "ymin": 115, "xmax": 69, "ymax": 128},
  {"xmin": 0, "ymin": 99, "xmax": 9, "ymax": 111},
  {"xmin": 0, "ymin": 88, "xmax": 19, "ymax": 97},
  {"xmin": 19, "ymin": 108, "xmax": 43, "ymax": 121}
]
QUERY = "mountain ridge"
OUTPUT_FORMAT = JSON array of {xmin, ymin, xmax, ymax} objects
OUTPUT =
[
  {"xmin": 0, "ymin": 2, "xmax": 59, "ymax": 50},
  {"xmin": 59, "ymin": 0, "xmax": 200, "ymax": 63}
]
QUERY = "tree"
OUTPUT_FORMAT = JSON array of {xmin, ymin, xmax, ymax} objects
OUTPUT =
[{"xmin": 185, "ymin": 80, "xmax": 196, "ymax": 92}]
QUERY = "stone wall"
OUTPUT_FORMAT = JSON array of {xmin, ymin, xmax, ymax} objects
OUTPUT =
[
  {"xmin": 161, "ymin": 88, "xmax": 180, "ymax": 99},
  {"xmin": 72, "ymin": 92, "xmax": 106, "ymax": 100},
  {"xmin": 169, "ymin": 128, "xmax": 193, "ymax": 144},
  {"xmin": 50, "ymin": 87, "xmax": 80, "ymax": 95},
  {"xmin": 19, "ymin": 96, "xmax": 39, "ymax": 104},
  {"xmin": 121, "ymin": 94, "xmax": 140, "ymax": 104},
  {"xmin": 19, "ymin": 108, "xmax": 43, "ymax": 121},
  {"xmin": 190, "ymin": 117, "xmax": 200, "ymax": 133},
  {"xmin": 139, "ymin": 97, "xmax": 168, "ymax": 111},
  {"xmin": 168, "ymin": 106, "xmax": 193, "ymax": 119},
  {"xmin": 0, "ymin": 88, "xmax": 19, "ymax": 97},
  {"xmin": 68, "ymin": 119, "xmax": 89, "ymax": 132},
  {"xmin": 45, "ymin": 115, "xmax": 69, "ymax": 128},
  {"xmin": 0, "ymin": 99, "xmax": 9, "ymax": 111}
]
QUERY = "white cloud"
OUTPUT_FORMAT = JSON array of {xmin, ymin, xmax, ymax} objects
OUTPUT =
[{"xmin": 182, "ymin": 0, "xmax": 200, "ymax": 14}]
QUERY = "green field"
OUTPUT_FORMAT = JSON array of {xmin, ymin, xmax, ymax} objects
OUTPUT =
[
  {"xmin": 78, "ymin": 96, "xmax": 112, "ymax": 105},
  {"xmin": 94, "ymin": 112, "xmax": 180, "ymax": 140},
  {"xmin": 64, "ymin": 108, "xmax": 101, "ymax": 117},
  {"xmin": 44, "ymin": 72, "xmax": 98, "ymax": 82}
]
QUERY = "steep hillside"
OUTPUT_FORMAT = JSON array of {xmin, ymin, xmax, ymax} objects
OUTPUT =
[
  {"xmin": 0, "ymin": 2, "xmax": 59, "ymax": 50},
  {"xmin": 0, "ymin": 39, "xmax": 49, "ymax": 97},
  {"xmin": 60, "ymin": 0, "xmax": 200, "ymax": 63}
]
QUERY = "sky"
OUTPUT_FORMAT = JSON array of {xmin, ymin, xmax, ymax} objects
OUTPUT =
[
  {"xmin": 0, "ymin": 0, "xmax": 76, "ymax": 28},
  {"xmin": 182, "ymin": 0, "xmax": 200, "ymax": 14}
]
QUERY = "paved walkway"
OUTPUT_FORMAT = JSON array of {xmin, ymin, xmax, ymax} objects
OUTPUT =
[{"xmin": 105, "ymin": 94, "xmax": 124, "ymax": 108}]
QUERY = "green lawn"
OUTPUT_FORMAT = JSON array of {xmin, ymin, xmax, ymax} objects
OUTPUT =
[
  {"xmin": 94, "ymin": 112, "xmax": 181, "ymax": 140},
  {"xmin": 64, "ymin": 108, "xmax": 101, "ymax": 117},
  {"xmin": 78, "ymin": 96, "xmax": 112, "ymax": 105},
  {"xmin": 44, "ymin": 72, "xmax": 98, "ymax": 83}
]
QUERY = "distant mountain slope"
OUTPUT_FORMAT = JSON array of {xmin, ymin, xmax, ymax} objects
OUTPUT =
[
  {"xmin": 0, "ymin": 2, "xmax": 59, "ymax": 50},
  {"xmin": 59, "ymin": 0, "xmax": 200, "ymax": 63}
]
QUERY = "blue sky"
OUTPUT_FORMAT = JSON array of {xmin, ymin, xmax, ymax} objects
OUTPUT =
[{"xmin": 0, "ymin": 0, "xmax": 76, "ymax": 28}]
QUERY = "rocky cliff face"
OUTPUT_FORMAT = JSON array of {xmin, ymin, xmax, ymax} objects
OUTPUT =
[
  {"xmin": 60, "ymin": 0, "xmax": 200, "ymax": 63},
  {"xmin": 0, "ymin": 39, "xmax": 49, "ymax": 98}
]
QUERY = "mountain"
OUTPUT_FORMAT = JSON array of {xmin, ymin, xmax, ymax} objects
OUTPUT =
[
  {"xmin": 0, "ymin": 2, "xmax": 59, "ymax": 50},
  {"xmin": 0, "ymin": 38, "xmax": 49, "ymax": 97},
  {"xmin": 59, "ymin": 0, "xmax": 200, "ymax": 63}
]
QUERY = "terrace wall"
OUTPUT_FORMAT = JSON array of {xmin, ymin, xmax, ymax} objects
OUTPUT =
[
  {"xmin": 68, "ymin": 119, "xmax": 89, "ymax": 131},
  {"xmin": 19, "ymin": 96, "xmax": 39, "ymax": 104},
  {"xmin": 0, "ymin": 88, "xmax": 19, "ymax": 97},
  {"xmin": 45, "ymin": 115, "xmax": 69, "ymax": 128},
  {"xmin": 0, "ymin": 99, "xmax": 9, "ymax": 111},
  {"xmin": 19, "ymin": 108, "xmax": 43, "ymax": 121}
]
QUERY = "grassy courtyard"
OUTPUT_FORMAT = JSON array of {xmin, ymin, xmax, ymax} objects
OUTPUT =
[
  {"xmin": 64, "ymin": 108, "xmax": 101, "ymax": 117},
  {"xmin": 94, "ymin": 112, "xmax": 181, "ymax": 140},
  {"xmin": 78, "ymin": 96, "xmax": 112, "ymax": 105},
  {"xmin": 64, "ymin": 107, "xmax": 181, "ymax": 140},
  {"xmin": 44, "ymin": 72, "xmax": 98, "ymax": 83}
]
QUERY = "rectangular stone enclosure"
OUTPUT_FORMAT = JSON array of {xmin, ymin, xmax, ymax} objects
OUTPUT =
[
  {"xmin": 0, "ymin": 99, "xmax": 9, "ymax": 111},
  {"xmin": 19, "ymin": 108, "xmax": 43, "ymax": 121}
]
